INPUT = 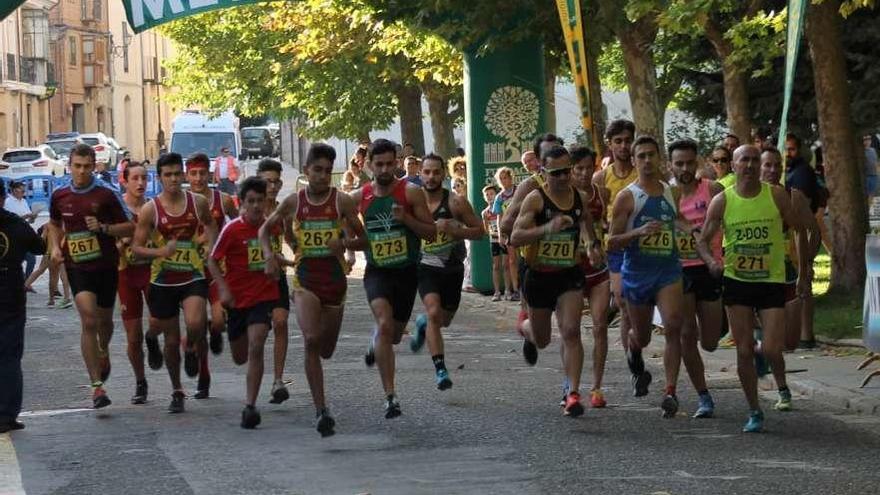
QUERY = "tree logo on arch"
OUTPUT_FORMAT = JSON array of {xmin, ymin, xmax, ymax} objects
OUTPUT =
[{"xmin": 483, "ymin": 86, "xmax": 539, "ymax": 165}]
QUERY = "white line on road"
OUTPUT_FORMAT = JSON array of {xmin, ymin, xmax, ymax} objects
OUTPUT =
[
  {"xmin": 18, "ymin": 408, "xmax": 92, "ymax": 418},
  {"xmin": 0, "ymin": 434, "xmax": 25, "ymax": 495}
]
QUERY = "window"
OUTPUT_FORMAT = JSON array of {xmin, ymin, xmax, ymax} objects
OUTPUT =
[
  {"xmin": 82, "ymin": 36, "xmax": 94, "ymax": 63},
  {"xmin": 7, "ymin": 54, "xmax": 16, "ymax": 80},
  {"xmin": 68, "ymin": 36, "xmax": 77, "ymax": 66},
  {"xmin": 80, "ymin": 0, "xmax": 87, "ymax": 20},
  {"xmin": 122, "ymin": 23, "xmax": 130, "ymax": 73},
  {"xmin": 22, "ymin": 10, "xmax": 48, "ymax": 59},
  {"xmin": 93, "ymin": 0, "xmax": 102, "ymax": 20}
]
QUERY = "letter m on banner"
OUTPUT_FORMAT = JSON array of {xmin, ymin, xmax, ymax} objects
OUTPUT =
[{"xmin": 124, "ymin": 0, "xmax": 269, "ymax": 33}]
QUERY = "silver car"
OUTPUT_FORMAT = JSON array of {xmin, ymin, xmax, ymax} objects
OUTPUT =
[{"xmin": 0, "ymin": 145, "xmax": 66, "ymax": 178}]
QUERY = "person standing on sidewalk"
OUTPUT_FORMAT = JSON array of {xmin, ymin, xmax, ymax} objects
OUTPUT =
[
  {"xmin": 213, "ymin": 147, "xmax": 240, "ymax": 196},
  {"xmin": 669, "ymin": 139, "xmax": 724, "ymax": 419},
  {"xmin": 0, "ymin": 180, "xmax": 45, "ymax": 433},
  {"xmin": 3, "ymin": 182, "xmax": 38, "ymax": 282},
  {"xmin": 697, "ymin": 144, "xmax": 811, "ymax": 433}
]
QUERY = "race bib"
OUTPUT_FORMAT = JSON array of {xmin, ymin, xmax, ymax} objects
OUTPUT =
[
  {"xmin": 67, "ymin": 231, "xmax": 100, "ymax": 263},
  {"xmin": 639, "ymin": 228, "xmax": 674, "ymax": 257},
  {"xmin": 731, "ymin": 243, "xmax": 771, "ymax": 280},
  {"xmin": 422, "ymin": 230, "xmax": 452, "ymax": 254},
  {"xmin": 369, "ymin": 229, "xmax": 407, "ymax": 266},
  {"xmin": 677, "ymin": 231, "xmax": 698, "ymax": 260},
  {"xmin": 536, "ymin": 232, "xmax": 576, "ymax": 267},
  {"xmin": 247, "ymin": 238, "xmax": 267, "ymax": 271},
  {"xmin": 297, "ymin": 220, "xmax": 338, "ymax": 257},
  {"xmin": 162, "ymin": 239, "xmax": 199, "ymax": 272}
]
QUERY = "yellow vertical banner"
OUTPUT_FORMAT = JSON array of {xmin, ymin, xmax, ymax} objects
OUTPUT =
[{"xmin": 555, "ymin": 0, "xmax": 599, "ymax": 150}]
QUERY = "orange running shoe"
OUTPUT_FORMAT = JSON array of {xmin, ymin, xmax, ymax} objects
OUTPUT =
[{"xmin": 590, "ymin": 390, "xmax": 607, "ymax": 408}]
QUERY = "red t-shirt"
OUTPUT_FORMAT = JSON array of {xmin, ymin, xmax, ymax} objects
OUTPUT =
[
  {"xmin": 49, "ymin": 177, "xmax": 132, "ymax": 271},
  {"xmin": 210, "ymin": 216, "xmax": 279, "ymax": 309}
]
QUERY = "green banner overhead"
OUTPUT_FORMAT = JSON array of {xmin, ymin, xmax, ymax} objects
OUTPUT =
[
  {"xmin": 777, "ymin": 0, "xmax": 807, "ymax": 150},
  {"xmin": 1, "ymin": 2, "xmax": 27, "ymax": 22},
  {"xmin": 124, "ymin": 0, "xmax": 268, "ymax": 33}
]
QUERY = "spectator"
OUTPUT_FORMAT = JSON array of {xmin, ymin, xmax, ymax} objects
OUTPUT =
[
  {"xmin": 723, "ymin": 133, "xmax": 740, "ymax": 153},
  {"xmin": 213, "ymin": 146, "xmax": 240, "ymax": 195},
  {"xmin": 521, "ymin": 151, "xmax": 540, "ymax": 174},
  {"xmin": 491, "ymin": 166, "xmax": 519, "ymax": 301},
  {"xmin": 864, "ymin": 134, "xmax": 878, "ymax": 206},
  {"xmin": 449, "ymin": 156, "xmax": 467, "ymax": 190},
  {"xmin": 403, "ymin": 156, "xmax": 422, "ymax": 186},
  {"xmin": 117, "ymin": 151, "xmax": 131, "ymax": 173},
  {"xmin": 709, "ymin": 146, "xmax": 734, "ymax": 187},
  {"xmin": 454, "ymin": 147, "xmax": 466, "ymax": 158},
  {"xmin": 341, "ymin": 155, "xmax": 370, "ymax": 192},
  {"xmin": 23, "ymin": 225, "xmax": 72, "ymax": 308},
  {"xmin": 481, "ymin": 185, "xmax": 508, "ymax": 301},
  {"xmin": 3, "ymin": 182, "xmax": 38, "ymax": 282}
]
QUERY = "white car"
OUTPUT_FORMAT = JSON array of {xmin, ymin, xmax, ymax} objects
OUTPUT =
[
  {"xmin": 0, "ymin": 145, "xmax": 66, "ymax": 178},
  {"xmin": 79, "ymin": 132, "xmax": 118, "ymax": 169},
  {"xmin": 46, "ymin": 137, "xmax": 84, "ymax": 174}
]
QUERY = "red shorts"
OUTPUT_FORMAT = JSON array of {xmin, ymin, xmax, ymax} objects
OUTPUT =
[
  {"xmin": 118, "ymin": 265, "xmax": 151, "ymax": 320},
  {"xmin": 582, "ymin": 260, "xmax": 610, "ymax": 295}
]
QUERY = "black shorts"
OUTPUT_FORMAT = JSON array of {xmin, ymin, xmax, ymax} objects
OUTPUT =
[
  {"xmin": 418, "ymin": 264, "xmax": 464, "ymax": 313},
  {"xmin": 523, "ymin": 266, "xmax": 585, "ymax": 310},
  {"xmin": 490, "ymin": 242, "xmax": 504, "ymax": 257},
  {"xmin": 273, "ymin": 276, "xmax": 290, "ymax": 312},
  {"xmin": 147, "ymin": 280, "xmax": 209, "ymax": 320},
  {"xmin": 227, "ymin": 300, "xmax": 274, "ymax": 342},
  {"xmin": 722, "ymin": 277, "xmax": 785, "ymax": 310},
  {"xmin": 67, "ymin": 268, "xmax": 118, "ymax": 308},
  {"xmin": 682, "ymin": 265, "xmax": 721, "ymax": 302},
  {"xmin": 364, "ymin": 264, "xmax": 418, "ymax": 323}
]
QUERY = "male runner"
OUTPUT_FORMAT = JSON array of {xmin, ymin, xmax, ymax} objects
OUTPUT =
[
  {"xmin": 261, "ymin": 144, "xmax": 366, "ymax": 436},
  {"xmin": 208, "ymin": 177, "xmax": 280, "ymax": 429},
  {"xmin": 48, "ymin": 144, "xmax": 134, "ymax": 408},
  {"xmin": 350, "ymin": 139, "xmax": 436, "ymax": 419},
  {"xmin": 570, "ymin": 145, "xmax": 611, "ymax": 408},
  {"xmin": 186, "ymin": 153, "xmax": 237, "ymax": 399},
  {"xmin": 409, "ymin": 153, "xmax": 485, "ymax": 390},
  {"xmin": 256, "ymin": 158, "xmax": 294, "ymax": 403},
  {"xmin": 132, "ymin": 152, "xmax": 217, "ymax": 413},
  {"xmin": 592, "ymin": 120, "xmax": 637, "ymax": 363},
  {"xmin": 669, "ymin": 139, "xmax": 724, "ymax": 419},
  {"xmin": 697, "ymin": 144, "xmax": 810, "ymax": 432},
  {"xmin": 118, "ymin": 162, "xmax": 162, "ymax": 404},
  {"xmin": 511, "ymin": 145, "xmax": 602, "ymax": 417},
  {"xmin": 608, "ymin": 135, "xmax": 689, "ymax": 418}
]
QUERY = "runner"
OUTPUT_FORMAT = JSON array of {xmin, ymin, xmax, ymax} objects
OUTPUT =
[
  {"xmin": 669, "ymin": 139, "xmax": 724, "ymax": 419},
  {"xmin": 207, "ymin": 177, "xmax": 280, "ymax": 429},
  {"xmin": 607, "ymin": 135, "xmax": 689, "ymax": 418},
  {"xmin": 117, "ymin": 162, "xmax": 162, "ymax": 404},
  {"xmin": 261, "ymin": 144, "xmax": 366, "ymax": 436},
  {"xmin": 569, "ymin": 145, "xmax": 611, "ymax": 408},
  {"xmin": 47, "ymin": 143, "xmax": 134, "ymax": 408},
  {"xmin": 480, "ymin": 185, "xmax": 507, "ymax": 301},
  {"xmin": 132, "ymin": 152, "xmax": 217, "ymax": 413},
  {"xmin": 256, "ymin": 158, "xmax": 294, "ymax": 404},
  {"xmin": 409, "ymin": 153, "xmax": 485, "ymax": 390},
  {"xmin": 592, "ymin": 120, "xmax": 637, "ymax": 375},
  {"xmin": 350, "ymin": 138, "xmax": 436, "ymax": 419},
  {"xmin": 697, "ymin": 144, "xmax": 810, "ymax": 432},
  {"xmin": 186, "ymin": 153, "xmax": 237, "ymax": 399},
  {"xmin": 510, "ymin": 144, "xmax": 602, "ymax": 417}
]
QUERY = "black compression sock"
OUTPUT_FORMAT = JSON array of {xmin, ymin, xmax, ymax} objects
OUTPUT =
[{"xmin": 432, "ymin": 354, "xmax": 446, "ymax": 372}]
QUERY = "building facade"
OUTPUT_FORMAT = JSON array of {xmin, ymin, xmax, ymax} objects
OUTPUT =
[{"xmin": 0, "ymin": 0, "xmax": 55, "ymax": 150}]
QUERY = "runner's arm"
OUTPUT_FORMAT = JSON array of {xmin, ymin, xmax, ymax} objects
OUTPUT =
[
  {"xmin": 403, "ymin": 185, "xmax": 437, "ymax": 241},
  {"xmin": 447, "ymin": 194, "xmax": 485, "ymax": 241},
  {"xmin": 195, "ymin": 194, "xmax": 219, "ymax": 254},
  {"xmin": 259, "ymin": 193, "xmax": 296, "ymax": 261},
  {"xmin": 499, "ymin": 178, "xmax": 535, "ymax": 239},
  {"xmin": 206, "ymin": 229, "xmax": 234, "ymax": 307},
  {"xmin": 338, "ymin": 191, "xmax": 368, "ymax": 251},
  {"xmin": 222, "ymin": 192, "xmax": 238, "ymax": 219},
  {"xmin": 131, "ymin": 201, "xmax": 171, "ymax": 259},
  {"xmin": 696, "ymin": 193, "xmax": 725, "ymax": 274},
  {"xmin": 606, "ymin": 190, "xmax": 653, "ymax": 251},
  {"xmin": 773, "ymin": 186, "xmax": 812, "ymax": 292},
  {"xmin": 509, "ymin": 191, "xmax": 546, "ymax": 247}
]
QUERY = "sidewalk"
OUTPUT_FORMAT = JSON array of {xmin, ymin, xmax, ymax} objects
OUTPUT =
[{"xmin": 452, "ymin": 287, "xmax": 880, "ymax": 417}]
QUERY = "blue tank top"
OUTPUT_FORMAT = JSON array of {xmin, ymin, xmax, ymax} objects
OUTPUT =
[{"xmin": 622, "ymin": 182, "xmax": 680, "ymax": 274}]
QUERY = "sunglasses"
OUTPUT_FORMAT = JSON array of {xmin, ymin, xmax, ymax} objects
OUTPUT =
[
  {"xmin": 711, "ymin": 157, "xmax": 730, "ymax": 163},
  {"xmin": 547, "ymin": 167, "xmax": 571, "ymax": 177}
]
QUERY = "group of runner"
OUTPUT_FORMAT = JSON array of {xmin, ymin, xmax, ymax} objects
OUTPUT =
[{"xmin": 44, "ymin": 121, "xmax": 813, "ymax": 436}]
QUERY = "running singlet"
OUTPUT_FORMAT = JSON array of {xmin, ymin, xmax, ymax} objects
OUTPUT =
[
  {"xmin": 678, "ymin": 179, "xmax": 721, "ymax": 267},
  {"xmin": 293, "ymin": 188, "xmax": 345, "ymax": 268},
  {"xmin": 360, "ymin": 180, "xmax": 420, "ymax": 268},
  {"xmin": 718, "ymin": 173, "xmax": 736, "ymax": 189},
  {"xmin": 722, "ymin": 183, "xmax": 785, "ymax": 283},
  {"xmin": 49, "ymin": 177, "xmax": 131, "ymax": 272},
  {"xmin": 524, "ymin": 186, "xmax": 582, "ymax": 272},
  {"xmin": 150, "ymin": 191, "xmax": 205, "ymax": 286},
  {"xmin": 118, "ymin": 211, "xmax": 153, "ymax": 271},
  {"xmin": 208, "ymin": 188, "xmax": 226, "ymax": 230},
  {"xmin": 421, "ymin": 189, "xmax": 466, "ymax": 269},
  {"xmin": 603, "ymin": 165, "xmax": 637, "ymax": 224},
  {"xmin": 210, "ymin": 216, "xmax": 280, "ymax": 309},
  {"xmin": 622, "ymin": 182, "xmax": 679, "ymax": 273}
]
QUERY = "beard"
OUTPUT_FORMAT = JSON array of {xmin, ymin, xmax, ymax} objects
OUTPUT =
[
  {"xmin": 375, "ymin": 173, "xmax": 394, "ymax": 186},
  {"xmin": 676, "ymin": 172, "xmax": 695, "ymax": 184}
]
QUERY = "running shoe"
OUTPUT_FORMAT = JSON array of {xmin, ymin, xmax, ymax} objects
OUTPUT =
[
  {"xmin": 563, "ymin": 392, "xmax": 585, "ymax": 417},
  {"xmin": 241, "ymin": 405, "xmax": 261, "ymax": 429},
  {"xmin": 742, "ymin": 409, "xmax": 764, "ymax": 433},
  {"xmin": 145, "ymin": 336, "xmax": 163, "ymax": 370},
  {"xmin": 435, "ymin": 368, "xmax": 453, "ymax": 390},
  {"xmin": 57, "ymin": 299, "xmax": 72, "ymax": 309},
  {"xmin": 660, "ymin": 394, "xmax": 679, "ymax": 419},
  {"xmin": 0, "ymin": 420, "xmax": 25, "ymax": 433},
  {"xmin": 693, "ymin": 393, "xmax": 715, "ymax": 418},
  {"xmin": 131, "ymin": 380, "xmax": 148, "ymax": 405},
  {"xmin": 631, "ymin": 371, "xmax": 652, "ymax": 398},
  {"xmin": 183, "ymin": 348, "xmax": 199, "ymax": 378},
  {"xmin": 316, "ymin": 408, "xmax": 336, "ymax": 437},
  {"xmin": 559, "ymin": 377, "xmax": 571, "ymax": 407},
  {"xmin": 590, "ymin": 390, "xmax": 607, "ymax": 408},
  {"xmin": 774, "ymin": 388, "xmax": 793, "ymax": 412},
  {"xmin": 92, "ymin": 386, "xmax": 111, "ymax": 409},
  {"xmin": 364, "ymin": 328, "xmax": 377, "ymax": 367},
  {"xmin": 209, "ymin": 330, "xmax": 223, "ymax": 355},
  {"xmin": 410, "ymin": 314, "xmax": 427, "ymax": 353},
  {"xmin": 492, "ymin": 292, "xmax": 502, "ymax": 302},
  {"xmin": 509, "ymin": 292, "xmax": 521, "ymax": 302},
  {"xmin": 194, "ymin": 373, "xmax": 210, "ymax": 400},
  {"xmin": 168, "ymin": 391, "xmax": 186, "ymax": 414},
  {"xmin": 269, "ymin": 379, "xmax": 290, "ymax": 404},
  {"xmin": 384, "ymin": 395, "xmax": 402, "ymax": 419},
  {"xmin": 99, "ymin": 355, "xmax": 111, "ymax": 382},
  {"xmin": 522, "ymin": 339, "xmax": 538, "ymax": 366},
  {"xmin": 52, "ymin": 289, "xmax": 62, "ymax": 297},
  {"xmin": 45, "ymin": 299, "xmax": 55, "ymax": 307}
]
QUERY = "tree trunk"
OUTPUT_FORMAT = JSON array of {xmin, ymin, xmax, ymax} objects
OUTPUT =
[
  {"xmin": 616, "ymin": 18, "xmax": 665, "ymax": 152},
  {"xmin": 704, "ymin": 20, "xmax": 753, "ymax": 143},
  {"xmin": 544, "ymin": 54, "xmax": 559, "ymax": 134},
  {"xmin": 585, "ymin": 40, "xmax": 606, "ymax": 151},
  {"xmin": 425, "ymin": 86, "xmax": 457, "ymax": 159},
  {"xmin": 395, "ymin": 85, "xmax": 425, "ymax": 156},
  {"xmin": 806, "ymin": 0, "xmax": 866, "ymax": 292},
  {"xmin": 357, "ymin": 131, "xmax": 371, "ymax": 144}
]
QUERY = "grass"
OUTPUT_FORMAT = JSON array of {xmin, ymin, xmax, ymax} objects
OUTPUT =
[{"xmin": 812, "ymin": 251, "xmax": 863, "ymax": 341}]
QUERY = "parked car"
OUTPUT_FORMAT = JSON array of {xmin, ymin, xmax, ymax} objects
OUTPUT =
[
  {"xmin": 241, "ymin": 126, "xmax": 275, "ymax": 158},
  {"xmin": 79, "ymin": 132, "xmax": 118, "ymax": 169},
  {"xmin": 0, "ymin": 145, "xmax": 66, "ymax": 178},
  {"xmin": 46, "ymin": 137, "xmax": 84, "ymax": 174}
]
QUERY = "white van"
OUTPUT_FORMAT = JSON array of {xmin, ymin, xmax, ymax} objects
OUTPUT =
[{"xmin": 169, "ymin": 110, "xmax": 242, "ymax": 163}]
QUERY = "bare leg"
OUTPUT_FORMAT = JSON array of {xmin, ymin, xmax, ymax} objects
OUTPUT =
[
  {"xmin": 727, "ymin": 306, "xmax": 759, "ymax": 410},
  {"xmin": 588, "ymin": 281, "xmax": 610, "ymax": 391},
  {"xmin": 245, "ymin": 324, "xmax": 270, "ymax": 406}
]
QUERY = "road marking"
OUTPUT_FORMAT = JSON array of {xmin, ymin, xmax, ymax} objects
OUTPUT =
[
  {"xmin": 740, "ymin": 459, "xmax": 840, "ymax": 472},
  {"xmin": 19, "ymin": 408, "xmax": 91, "ymax": 418},
  {"xmin": 0, "ymin": 434, "xmax": 25, "ymax": 495}
]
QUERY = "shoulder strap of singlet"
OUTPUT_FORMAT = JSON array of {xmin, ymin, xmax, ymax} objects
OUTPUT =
[
  {"xmin": 359, "ymin": 182, "xmax": 373, "ymax": 214},
  {"xmin": 151, "ymin": 197, "xmax": 162, "ymax": 229},
  {"xmin": 393, "ymin": 179, "xmax": 410, "ymax": 207},
  {"xmin": 187, "ymin": 191, "xmax": 201, "ymax": 224}
]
